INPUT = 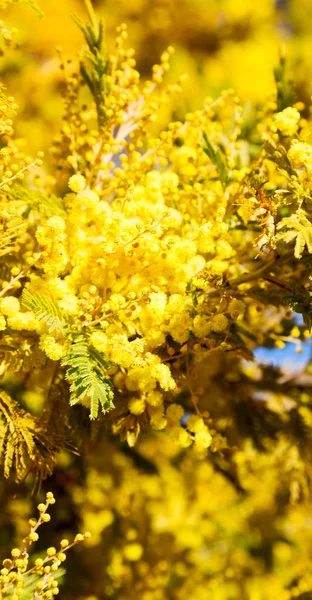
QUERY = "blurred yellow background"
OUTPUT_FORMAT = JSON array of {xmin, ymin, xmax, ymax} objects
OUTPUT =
[{"xmin": 2, "ymin": 0, "xmax": 312, "ymax": 156}]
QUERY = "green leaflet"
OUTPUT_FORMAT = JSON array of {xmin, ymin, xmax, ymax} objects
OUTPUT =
[
  {"xmin": 72, "ymin": 6, "xmax": 108, "ymax": 127},
  {"xmin": 203, "ymin": 132, "xmax": 229, "ymax": 187},
  {"xmin": 21, "ymin": 291, "xmax": 113, "ymax": 419},
  {"xmin": 285, "ymin": 286, "xmax": 312, "ymax": 331},
  {"xmin": 2, "ymin": 0, "xmax": 44, "ymax": 17},
  {"xmin": 0, "ymin": 390, "xmax": 59, "ymax": 482},
  {"xmin": 7, "ymin": 184, "xmax": 65, "ymax": 216},
  {"xmin": 62, "ymin": 334, "xmax": 114, "ymax": 420},
  {"xmin": 17, "ymin": 569, "xmax": 65, "ymax": 600},
  {"xmin": 276, "ymin": 210, "xmax": 312, "ymax": 259},
  {"xmin": 20, "ymin": 0, "xmax": 44, "ymax": 17},
  {"xmin": 21, "ymin": 289, "xmax": 68, "ymax": 333},
  {"xmin": 273, "ymin": 55, "xmax": 295, "ymax": 112}
]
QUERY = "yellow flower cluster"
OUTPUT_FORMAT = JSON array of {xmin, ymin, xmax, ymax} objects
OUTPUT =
[
  {"xmin": 288, "ymin": 139, "xmax": 312, "ymax": 189},
  {"xmin": 66, "ymin": 433, "xmax": 312, "ymax": 600},
  {"xmin": 274, "ymin": 106, "xmax": 300, "ymax": 137},
  {"xmin": 39, "ymin": 334, "xmax": 68, "ymax": 361},
  {"xmin": 0, "ymin": 0, "xmax": 312, "ymax": 600},
  {"xmin": 3, "ymin": 2, "xmax": 312, "ymax": 600},
  {"xmin": 36, "ymin": 216, "xmax": 68, "ymax": 277},
  {"xmin": 0, "ymin": 492, "xmax": 90, "ymax": 600},
  {"xmin": 2, "ymin": 19, "xmax": 310, "ymax": 447}
]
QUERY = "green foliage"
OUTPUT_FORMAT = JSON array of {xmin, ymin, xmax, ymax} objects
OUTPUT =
[
  {"xmin": 285, "ymin": 285, "xmax": 312, "ymax": 330},
  {"xmin": 276, "ymin": 210, "xmax": 312, "ymax": 259},
  {"xmin": 20, "ymin": 291, "xmax": 115, "ymax": 420},
  {"xmin": 0, "ymin": 204, "xmax": 27, "ymax": 257},
  {"xmin": 0, "ymin": 0, "xmax": 44, "ymax": 17},
  {"xmin": 0, "ymin": 334, "xmax": 46, "ymax": 378},
  {"xmin": 0, "ymin": 390, "xmax": 36, "ymax": 480},
  {"xmin": 8, "ymin": 184, "xmax": 65, "ymax": 216},
  {"xmin": 72, "ymin": 0, "xmax": 107, "ymax": 127},
  {"xmin": 274, "ymin": 55, "xmax": 295, "ymax": 112},
  {"xmin": 62, "ymin": 334, "xmax": 114, "ymax": 420},
  {"xmin": 19, "ymin": 569, "xmax": 66, "ymax": 600},
  {"xmin": 0, "ymin": 390, "xmax": 59, "ymax": 482},
  {"xmin": 20, "ymin": 0, "xmax": 43, "ymax": 17},
  {"xmin": 203, "ymin": 131, "xmax": 229, "ymax": 186},
  {"xmin": 21, "ymin": 289, "xmax": 68, "ymax": 333},
  {"xmin": 263, "ymin": 138, "xmax": 293, "ymax": 172}
]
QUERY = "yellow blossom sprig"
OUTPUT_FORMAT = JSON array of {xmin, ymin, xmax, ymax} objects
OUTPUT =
[
  {"xmin": 0, "ymin": 492, "xmax": 91, "ymax": 600},
  {"xmin": 0, "ymin": 153, "xmax": 44, "ymax": 192}
]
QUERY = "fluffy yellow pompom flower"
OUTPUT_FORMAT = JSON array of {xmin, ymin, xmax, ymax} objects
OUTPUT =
[
  {"xmin": 36, "ymin": 216, "xmax": 68, "ymax": 276},
  {"xmin": 90, "ymin": 331, "xmax": 109, "ymax": 353},
  {"xmin": 0, "ymin": 296, "xmax": 20, "ymax": 316},
  {"xmin": 228, "ymin": 298, "xmax": 246, "ymax": 319},
  {"xmin": 46, "ymin": 216, "xmax": 66, "ymax": 234},
  {"xmin": 274, "ymin": 107, "xmax": 300, "ymax": 136},
  {"xmin": 194, "ymin": 429, "xmax": 212, "ymax": 449},
  {"xmin": 68, "ymin": 174, "xmax": 86, "ymax": 192},
  {"xmin": 288, "ymin": 140, "xmax": 312, "ymax": 171},
  {"xmin": 0, "ymin": 316, "xmax": 6, "ymax": 330},
  {"xmin": 166, "ymin": 403, "xmax": 184, "ymax": 423},
  {"xmin": 150, "ymin": 363, "xmax": 176, "ymax": 391},
  {"xmin": 193, "ymin": 315, "xmax": 211, "ymax": 337},
  {"xmin": 7, "ymin": 312, "xmax": 37, "ymax": 331},
  {"xmin": 178, "ymin": 428, "xmax": 193, "ymax": 448},
  {"xmin": 187, "ymin": 415, "xmax": 206, "ymax": 434},
  {"xmin": 128, "ymin": 397, "xmax": 146, "ymax": 415},
  {"xmin": 172, "ymin": 145, "xmax": 197, "ymax": 175},
  {"xmin": 150, "ymin": 412, "xmax": 167, "ymax": 430},
  {"xmin": 287, "ymin": 139, "xmax": 312, "ymax": 189},
  {"xmin": 78, "ymin": 189, "xmax": 98, "ymax": 203},
  {"xmin": 209, "ymin": 314, "xmax": 228, "ymax": 333},
  {"xmin": 123, "ymin": 543, "xmax": 143, "ymax": 562},
  {"xmin": 40, "ymin": 335, "xmax": 68, "ymax": 361},
  {"xmin": 146, "ymin": 390, "xmax": 163, "ymax": 407}
]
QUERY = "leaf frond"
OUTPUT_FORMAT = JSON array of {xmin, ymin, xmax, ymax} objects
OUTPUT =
[
  {"xmin": 21, "ymin": 289, "xmax": 68, "ymax": 333},
  {"xmin": 62, "ymin": 334, "xmax": 114, "ymax": 420}
]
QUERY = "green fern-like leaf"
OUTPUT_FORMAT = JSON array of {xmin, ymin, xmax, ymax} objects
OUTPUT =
[
  {"xmin": 18, "ymin": 569, "xmax": 66, "ymax": 600},
  {"xmin": 0, "ymin": 391, "xmax": 34, "ymax": 479},
  {"xmin": 203, "ymin": 132, "xmax": 229, "ymax": 187},
  {"xmin": 0, "ymin": 390, "xmax": 60, "ymax": 482},
  {"xmin": 0, "ymin": 0, "xmax": 44, "ymax": 17},
  {"xmin": 73, "ymin": 3, "xmax": 107, "ymax": 128},
  {"xmin": 274, "ymin": 55, "xmax": 295, "ymax": 112},
  {"xmin": 285, "ymin": 285, "xmax": 312, "ymax": 331},
  {"xmin": 0, "ymin": 334, "xmax": 47, "ymax": 378},
  {"xmin": 276, "ymin": 210, "xmax": 312, "ymax": 259},
  {"xmin": 7, "ymin": 184, "xmax": 65, "ymax": 216},
  {"xmin": 0, "ymin": 205, "xmax": 27, "ymax": 257},
  {"xmin": 21, "ymin": 289, "xmax": 68, "ymax": 333},
  {"xmin": 21, "ymin": 0, "xmax": 43, "ymax": 17},
  {"xmin": 62, "ymin": 334, "xmax": 114, "ymax": 419}
]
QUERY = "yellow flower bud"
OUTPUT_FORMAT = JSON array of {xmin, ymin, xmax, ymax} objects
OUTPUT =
[
  {"xmin": 123, "ymin": 543, "xmax": 143, "ymax": 561},
  {"xmin": 68, "ymin": 173, "xmax": 86, "ymax": 192}
]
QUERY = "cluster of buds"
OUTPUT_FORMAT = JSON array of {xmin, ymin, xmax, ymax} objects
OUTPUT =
[{"xmin": 0, "ymin": 492, "xmax": 91, "ymax": 599}]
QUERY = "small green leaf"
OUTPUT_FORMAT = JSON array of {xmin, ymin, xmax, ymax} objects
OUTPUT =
[
  {"xmin": 22, "ymin": 289, "xmax": 67, "ymax": 333},
  {"xmin": 62, "ymin": 334, "xmax": 114, "ymax": 419},
  {"xmin": 203, "ymin": 132, "xmax": 229, "ymax": 187},
  {"xmin": 276, "ymin": 210, "xmax": 312, "ymax": 259},
  {"xmin": 273, "ymin": 55, "xmax": 295, "ymax": 112},
  {"xmin": 20, "ymin": 0, "xmax": 44, "ymax": 18}
]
